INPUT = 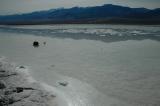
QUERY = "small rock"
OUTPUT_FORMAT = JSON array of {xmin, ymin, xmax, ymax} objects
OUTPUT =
[
  {"xmin": 0, "ymin": 70, "xmax": 5, "ymax": 73},
  {"xmin": 33, "ymin": 41, "xmax": 39, "ymax": 47},
  {"xmin": 0, "ymin": 81, "xmax": 6, "ymax": 89},
  {"xmin": 19, "ymin": 66, "xmax": 25, "ymax": 69},
  {"xmin": 58, "ymin": 81, "xmax": 68, "ymax": 87},
  {"xmin": 16, "ymin": 87, "xmax": 24, "ymax": 93},
  {"xmin": 43, "ymin": 42, "xmax": 46, "ymax": 45}
]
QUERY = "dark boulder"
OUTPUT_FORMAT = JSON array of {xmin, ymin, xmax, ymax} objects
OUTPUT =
[{"xmin": 33, "ymin": 41, "xmax": 39, "ymax": 47}]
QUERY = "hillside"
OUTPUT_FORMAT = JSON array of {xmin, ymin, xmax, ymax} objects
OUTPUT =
[{"xmin": 0, "ymin": 4, "xmax": 160, "ymax": 25}]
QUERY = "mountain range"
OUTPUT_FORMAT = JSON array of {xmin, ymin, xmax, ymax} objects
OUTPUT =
[{"xmin": 0, "ymin": 4, "xmax": 160, "ymax": 25}]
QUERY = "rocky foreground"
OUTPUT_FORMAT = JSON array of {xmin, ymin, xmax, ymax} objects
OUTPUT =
[{"xmin": 0, "ymin": 57, "xmax": 57, "ymax": 106}]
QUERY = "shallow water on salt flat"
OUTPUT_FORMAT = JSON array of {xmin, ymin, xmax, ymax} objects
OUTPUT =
[{"xmin": 0, "ymin": 25, "xmax": 160, "ymax": 106}]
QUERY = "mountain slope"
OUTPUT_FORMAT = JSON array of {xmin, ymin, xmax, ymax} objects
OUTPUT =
[{"xmin": 0, "ymin": 4, "xmax": 160, "ymax": 25}]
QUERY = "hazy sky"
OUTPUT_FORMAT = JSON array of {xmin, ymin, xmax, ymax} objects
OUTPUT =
[{"xmin": 0, "ymin": 0, "xmax": 160, "ymax": 15}]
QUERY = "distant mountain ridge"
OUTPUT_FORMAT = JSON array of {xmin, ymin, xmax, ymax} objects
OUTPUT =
[{"xmin": 0, "ymin": 4, "xmax": 160, "ymax": 25}]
